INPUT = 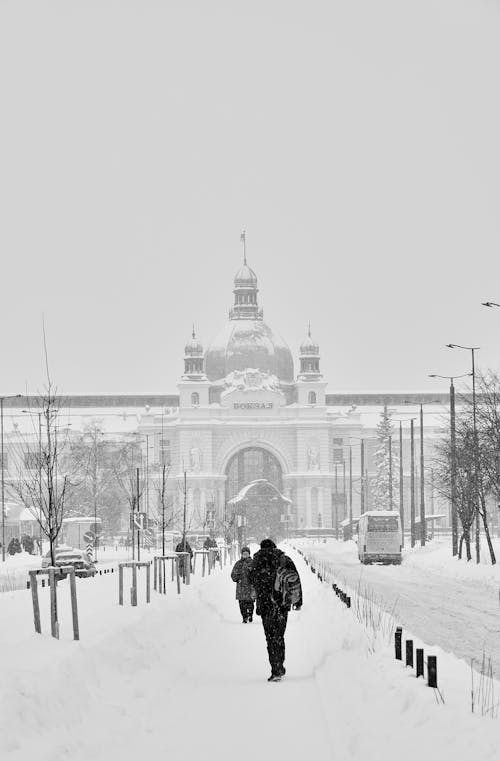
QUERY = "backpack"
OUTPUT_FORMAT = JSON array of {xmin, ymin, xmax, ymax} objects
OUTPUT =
[{"xmin": 274, "ymin": 564, "xmax": 302, "ymax": 607}]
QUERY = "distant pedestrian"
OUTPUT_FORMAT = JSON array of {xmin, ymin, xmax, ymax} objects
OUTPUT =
[
  {"xmin": 231, "ymin": 546, "xmax": 255, "ymax": 623},
  {"xmin": 175, "ymin": 536, "xmax": 193, "ymax": 578},
  {"xmin": 249, "ymin": 538, "xmax": 302, "ymax": 682},
  {"xmin": 203, "ymin": 534, "xmax": 219, "ymax": 562}
]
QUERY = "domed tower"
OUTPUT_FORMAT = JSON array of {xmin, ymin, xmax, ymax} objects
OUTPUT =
[
  {"xmin": 298, "ymin": 324, "xmax": 321, "ymax": 379},
  {"xmin": 178, "ymin": 326, "xmax": 209, "ymax": 408},
  {"xmin": 296, "ymin": 324, "xmax": 326, "ymax": 406},
  {"xmin": 204, "ymin": 234, "xmax": 294, "ymax": 390},
  {"xmin": 184, "ymin": 327, "xmax": 205, "ymax": 378}
]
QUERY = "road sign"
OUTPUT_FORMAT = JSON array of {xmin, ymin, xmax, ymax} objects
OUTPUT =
[
  {"xmin": 83, "ymin": 530, "xmax": 95, "ymax": 544},
  {"xmin": 130, "ymin": 512, "xmax": 146, "ymax": 531}
]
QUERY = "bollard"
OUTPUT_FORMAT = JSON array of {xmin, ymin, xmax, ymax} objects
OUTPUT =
[
  {"xmin": 427, "ymin": 656, "xmax": 437, "ymax": 688},
  {"xmin": 405, "ymin": 640, "xmax": 414, "ymax": 668},
  {"xmin": 395, "ymin": 627, "xmax": 402, "ymax": 660},
  {"xmin": 416, "ymin": 648, "xmax": 424, "ymax": 678}
]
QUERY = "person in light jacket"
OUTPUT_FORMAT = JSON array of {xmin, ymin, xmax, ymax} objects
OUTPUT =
[{"xmin": 230, "ymin": 546, "xmax": 255, "ymax": 623}]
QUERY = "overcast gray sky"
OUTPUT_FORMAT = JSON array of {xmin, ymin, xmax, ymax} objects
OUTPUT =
[{"xmin": 1, "ymin": 0, "xmax": 499, "ymax": 396}]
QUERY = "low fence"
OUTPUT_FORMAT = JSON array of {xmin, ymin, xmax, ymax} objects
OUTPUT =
[{"xmin": 293, "ymin": 544, "xmax": 441, "ymax": 695}]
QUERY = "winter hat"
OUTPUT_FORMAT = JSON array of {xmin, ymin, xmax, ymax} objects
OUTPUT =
[
  {"xmin": 241, "ymin": 546, "xmax": 251, "ymax": 555},
  {"xmin": 260, "ymin": 539, "xmax": 276, "ymax": 550}
]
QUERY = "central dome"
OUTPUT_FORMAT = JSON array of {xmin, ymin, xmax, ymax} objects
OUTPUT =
[{"xmin": 205, "ymin": 319, "xmax": 294, "ymax": 382}]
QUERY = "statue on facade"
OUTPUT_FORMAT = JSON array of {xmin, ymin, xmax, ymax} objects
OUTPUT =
[
  {"xmin": 307, "ymin": 447, "xmax": 319, "ymax": 471},
  {"xmin": 190, "ymin": 447, "xmax": 201, "ymax": 473}
]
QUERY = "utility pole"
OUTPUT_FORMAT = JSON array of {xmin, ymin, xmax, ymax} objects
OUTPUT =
[
  {"xmin": 450, "ymin": 379, "xmax": 458, "ymax": 556},
  {"xmin": 388, "ymin": 435, "xmax": 393, "ymax": 510},
  {"xmin": 335, "ymin": 463, "xmax": 338, "ymax": 539},
  {"xmin": 349, "ymin": 445, "xmax": 353, "ymax": 535},
  {"xmin": 399, "ymin": 421, "xmax": 404, "ymax": 546},
  {"xmin": 161, "ymin": 464, "xmax": 167, "ymax": 556},
  {"xmin": 342, "ymin": 459, "xmax": 346, "ymax": 525},
  {"xmin": 182, "ymin": 470, "xmax": 187, "ymax": 542},
  {"xmin": 410, "ymin": 419, "xmax": 415, "ymax": 547},
  {"xmin": 420, "ymin": 404, "xmax": 426, "ymax": 546},
  {"xmin": 360, "ymin": 439, "xmax": 365, "ymax": 514},
  {"xmin": 136, "ymin": 467, "xmax": 141, "ymax": 562}
]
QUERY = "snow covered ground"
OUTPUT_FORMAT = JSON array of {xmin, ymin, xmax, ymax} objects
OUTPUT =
[
  {"xmin": 295, "ymin": 537, "xmax": 500, "ymax": 678},
  {"xmin": 1, "ymin": 545, "xmax": 499, "ymax": 761}
]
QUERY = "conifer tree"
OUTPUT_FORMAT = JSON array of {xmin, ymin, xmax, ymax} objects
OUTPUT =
[{"xmin": 371, "ymin": 405, "xmax": 399, "ymax": 510}]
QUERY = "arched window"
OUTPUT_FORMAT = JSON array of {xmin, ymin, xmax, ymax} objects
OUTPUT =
[
  {"xmin": 191, "ymin": 392, "xmax": 200, "ymax": 406},
  {"xmin": 308, "ymin": 391, "xmax": 317, "ymax": 405}
]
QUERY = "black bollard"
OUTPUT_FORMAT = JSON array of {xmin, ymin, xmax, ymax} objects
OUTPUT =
[
  {"xmin": 405, "ymin": 640, "xmax": 414, "ymax": 668},
  {"xmin": 395, "ymin": 627, "xmax": 402, "ymax": 660},
  {"xmin": 27, "ymin": 581, "xmax": 30, "ymax": 589},
  {"xmin": 416, "ymin": 648, "xmax": 424, "ymax": 678},
  {"xmin": 427, "ymin": 656, "xmax": 437, "ymax": 688}
]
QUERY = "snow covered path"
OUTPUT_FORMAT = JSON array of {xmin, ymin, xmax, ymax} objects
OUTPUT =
[
  {"xmin": 1, "ymin": 548, "xmax": 499, "ymax": 761},
  {"xmin": 298, "ymin": 539, "xmax": 500, "ymax": 676}
]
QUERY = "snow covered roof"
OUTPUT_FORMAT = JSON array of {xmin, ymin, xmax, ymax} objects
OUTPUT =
[{"xmin": 228, "ymin": 479, "xmax": 292, "ymax": 505}]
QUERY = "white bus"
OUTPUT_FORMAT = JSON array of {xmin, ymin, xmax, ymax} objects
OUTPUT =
[{"xmin": 357, "ymin": 511, "xmax": 402, "ymax": 565}]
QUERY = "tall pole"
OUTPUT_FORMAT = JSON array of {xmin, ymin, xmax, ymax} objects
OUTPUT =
[
  {"xmin": 410, "ymin": 419, "xmax": 415, "ymax": 547},
  {"xmin": 399, "ymin": 421, "xmax": 404, "ymax": 546},
  {"xmin": 420, "ymin": 404, "xmax": 426, "ymax": 546},
  {"xmin": 342, "ymin": 460, "xmax": 346, "ymax": 523},
  {"xmin": 93, "ymin": 430, "xmax": 98, "ymax": 563},
  {"xmin": 349, "ymin": 445, "xmax": 353, "ymax": 532},
  {"xmin": 38, "ymin": 413, "xmax": 43, "ymax": 555},
  {"xmin": 471, "ymin": 348, "xmax": 480, "ymax": 563},
  {"xmin": 1, "ymin": 398, "xmax": 5, "ymax": 562},
  {"xmin": 183, "ymin": 470, "xmax": 187, "ymax": 541},
  {"xmin": 388, "ymin": 435, "xmax": 393, "ymax": 510},
  {"xmin": 145, "ymin": 434, "xmax": 150, "ymax": 524},
  {"xmin": 335, "ymin": 463, "xmax": 338, "ymax": 539},
  {"xmin": 450, "ymin": 379, "xmax": 458, "ymax": 556},
  {"xmin": 136, "ymin": 467, "xmax": 141, "ymax": 562},
  {"xmin": 360, "ymin": 439, "xmax": 365, "ymax": 514}
]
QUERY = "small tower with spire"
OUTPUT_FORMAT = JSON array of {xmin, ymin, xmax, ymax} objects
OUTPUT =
[
  {"xmin": 178, "ymin": 326, "xmax": 210, "ymax": 408},
  {"xmin": 296, "ymin": 324, "xmax": 326, "ymax": 406},
  {"xmin": 230, "ymin": 231, "xmax": 263, "ymax": 320}
]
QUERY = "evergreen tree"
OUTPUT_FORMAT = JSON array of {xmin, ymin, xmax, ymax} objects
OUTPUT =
[{"xmin": 371, "ymin": 405, "xmax": 399, "ymax": 510}]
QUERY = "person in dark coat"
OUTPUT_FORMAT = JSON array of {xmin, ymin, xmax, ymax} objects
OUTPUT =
[
  {"xmin": 249, "ymin": 538, "xmax": 303, "ymax": 682},
  {"xmin": 230, "ymin": 546, "xmax": 255, "ymax": 623},
  {"xmin": 203, "ymin": 534, "xmax": 219, "ymax": 561},
  {"xmin": 175, "ymin": 536, "xmax": 193, "ymax": 577}
]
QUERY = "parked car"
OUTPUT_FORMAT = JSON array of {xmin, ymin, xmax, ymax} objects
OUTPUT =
[{"xmin": 41, "ymin": 546, "xmax": 96, "ymax": 577}]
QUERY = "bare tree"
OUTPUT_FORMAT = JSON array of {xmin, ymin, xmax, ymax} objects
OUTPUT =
[
  {"xmin": 66, "ymin": 424, "xmax": 127, "ymax": 537},
  {"xmin": 434, "ymin": 396, "xmax": 496, "ymax": 564},
  {"xmin": 10, "ymin": 388, "xmax": 71, "ymax": 566}
]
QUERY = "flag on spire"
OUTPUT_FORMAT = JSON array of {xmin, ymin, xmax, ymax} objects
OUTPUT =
[{"xmin": 240, "ymin": 231, "xmax": 247, "ymax": 264}]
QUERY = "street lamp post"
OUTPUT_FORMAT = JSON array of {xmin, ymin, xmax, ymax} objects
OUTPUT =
[
  {"xmin": 409, "ymin": 418, "xmax": 416, "ymax": 547},
  {"xmin": 388, "ymin": 435, "xmax": 392, "ymax": 510},
  {"xmin": 446, "ymin": 344, "xmax": 480, "ymax": 562},
  {"xmin": 399, "ymin": 422, "xmax": 404, "ymax": 545},
  {"xmin": 429, "ymin": 372, "xmax": 472, "ymax": 556},
  {"xmin": 1, "ymin": 395, "xmax": 22, "ymax": 561},
  {"xmin": 349, "ymin": 445, "xmax": 353, "ymax": 535},
  {"xmin": 419, "ymin": 404, "xmax": 426, "ymax": 546},
  {"xmin": 360, "ymin": 439, "xmax": 365, "ymax": 513}
]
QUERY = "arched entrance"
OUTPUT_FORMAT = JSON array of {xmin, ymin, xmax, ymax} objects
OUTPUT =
[
  {"xmin": 228, "ymin": 479, "xmax": 291, "ymax": 542},
  {"xmin": 225, "ymin": 448, "xmax": 287, "ymax": 541}
]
